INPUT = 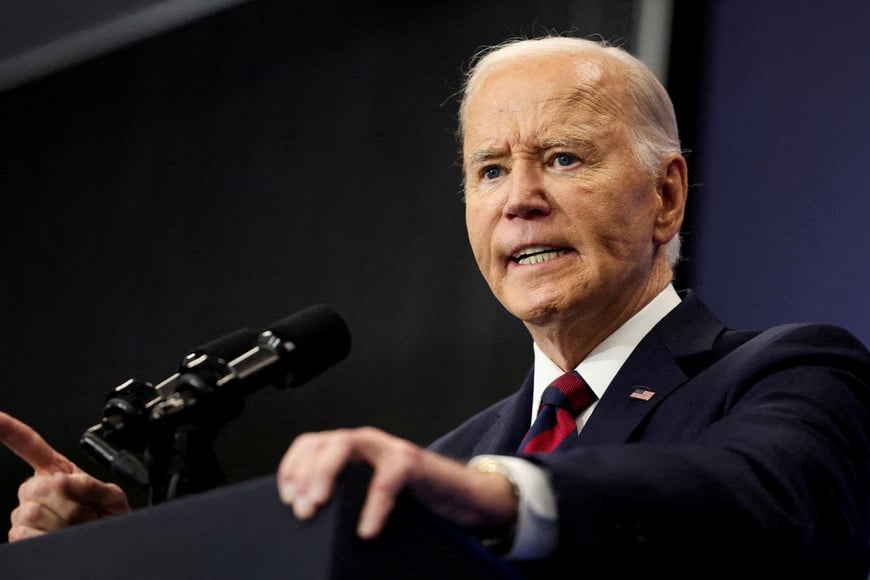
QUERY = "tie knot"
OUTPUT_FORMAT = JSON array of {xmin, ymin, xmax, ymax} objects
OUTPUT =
[
  {"xmin": 517, "ymin": 370, "xmax": 597, "ymax": 455},
  {"xmin": 541, "ymin": 370, "xmax": 595, "ymax": 415}
]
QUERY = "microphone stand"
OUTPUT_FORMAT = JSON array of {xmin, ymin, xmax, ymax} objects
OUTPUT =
[
  {"xmin": 143, "ymin": 395, "xmax": 232, "ymax": 504},
  {"xmin": 81, "ymin": 341, "xmax": 252, "ymax": 504},
  {"xmin": 79, "ymin": 305, "xmax": 351, "ymax": 505},
  {"xmin": 143, "ymin": 364, "xmax": 252, "ymax": 503}
]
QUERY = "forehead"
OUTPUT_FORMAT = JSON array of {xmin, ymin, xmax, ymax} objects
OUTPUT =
[{"xmin": 462, "ymin": 51, "xmax": 628, "ymax": 149}]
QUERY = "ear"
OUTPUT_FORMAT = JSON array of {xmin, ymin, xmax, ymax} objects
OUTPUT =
[{"xmin": 653, "ymin": 154, "xmax": 688, "ymax": 246}]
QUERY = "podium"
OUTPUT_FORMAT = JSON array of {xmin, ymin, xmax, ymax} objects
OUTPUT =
[{"xmin": 0, "ymin": 464, "xmax": 524, "ymax": 579}]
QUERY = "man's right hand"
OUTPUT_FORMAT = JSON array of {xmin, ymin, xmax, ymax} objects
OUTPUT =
[{"xmin": 0, "ymin": 411, "xmax": 130, "ymax": 542}]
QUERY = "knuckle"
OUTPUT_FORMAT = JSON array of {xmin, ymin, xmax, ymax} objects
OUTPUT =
[
  {"xmin": 8, "ymin": 526, "xmax": 26, "ymax": 542},
  {"xmin": 10, "ymin": 502, "xmax": 51, "ymax": 533},
  {"xmin": 9, "ymin": 504, "xmax": 24, "ymax": 526},
  {"xmin": 393, "ymin": 439, "xmax": 424, "ymax": 465},
  {"xmin": 18, "ymin": 475, "xmax": 52, "ymax": 501},
  {"xmin": 355, "ymin": 426, "xmax": 383, "ymax": 439},
  {"xmin": 15, "ymin": 501, "xmax": 43, "ymax": 525}
]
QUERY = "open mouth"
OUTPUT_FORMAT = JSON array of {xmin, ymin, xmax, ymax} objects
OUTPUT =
[{"xmin": 511, "ymin": 246, "xmax": 570, "ymax": 265}]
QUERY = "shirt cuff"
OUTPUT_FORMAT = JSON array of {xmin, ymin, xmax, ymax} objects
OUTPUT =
[{"xmin": 467, "ymin": 454, "xmax": 558, "ymax": 560}]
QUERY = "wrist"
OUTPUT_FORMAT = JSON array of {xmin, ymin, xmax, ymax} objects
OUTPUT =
[{"xmin": 468, "ymin": 457, "xmax": 520, "ymax": 554}]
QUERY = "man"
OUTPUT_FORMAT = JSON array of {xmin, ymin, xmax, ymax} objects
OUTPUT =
[{"xmin": 2, "ymin": 36, "xmax": 869, "ymax": 577}]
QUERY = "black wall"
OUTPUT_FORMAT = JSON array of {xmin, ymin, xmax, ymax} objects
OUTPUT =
[{"xmin": 0, "ymin": 0, "xmax": 647, "ymax": 530}]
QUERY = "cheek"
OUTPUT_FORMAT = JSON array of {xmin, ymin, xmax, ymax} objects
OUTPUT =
[
  {"xmin": 600, "ymin": 181, "xmax": 659, "ymax": 238},
  {"xmin": 465, "ymin": 202, "xmax": 490, "ymax": 261},
  {"xmin": 568, "ymin": 198, "xmax": 650, "ymax": 261}
]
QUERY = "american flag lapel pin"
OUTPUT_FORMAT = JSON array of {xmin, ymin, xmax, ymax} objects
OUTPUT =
[{"xmin": 629, "ymin": 386, "xmax": 656, "ymax": 401}]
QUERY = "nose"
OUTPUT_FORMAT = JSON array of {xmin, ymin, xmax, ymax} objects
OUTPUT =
[{"xmin": 503, "ymin": 164, "xmax": 551, "ymax": 219}]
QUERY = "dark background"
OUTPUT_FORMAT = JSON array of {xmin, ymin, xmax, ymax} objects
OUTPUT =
[{"xmin": 1, "ymin": 0, "xmax": 868, "ymax": 538}]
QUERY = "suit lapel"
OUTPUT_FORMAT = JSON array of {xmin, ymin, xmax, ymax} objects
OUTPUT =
[
  {"xmin": 577, "ymin": 332, "xmax": 687, "ymax": 444},
  {"xmin": 470, "ymin": 368, "xmax": 535, "ymax": 455},
  {"xmin": 577, "ymin": 290, "xmax": 725, "ymax": 445},
  {"xmin": 463, "ymin": 291, "xmax": 727, "ymax": 453}
]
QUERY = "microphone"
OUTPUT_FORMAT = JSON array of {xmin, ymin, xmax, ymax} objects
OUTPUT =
[
  {"xmin": 80, "ymin": 304, "xmax": 351, "ymax": 494},
  {"xmin": 236, "ymin": 303, "xmax": 352, "ymax": 389},
  {"xmin": 156, "ymin": 304, "xmax": 352, "ymax": 409},
  {"xmin": 154, "ymin": 326, "xmax": 262, "ymax": 398}
]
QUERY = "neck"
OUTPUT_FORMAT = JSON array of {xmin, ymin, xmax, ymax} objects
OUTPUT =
[{"xmin": 525, "ymin": 274, "xmax": 673, "ymax": 371}]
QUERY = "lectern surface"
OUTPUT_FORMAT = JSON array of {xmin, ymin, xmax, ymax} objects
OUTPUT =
[{"xmin": 0, "ymin": 464, "xmax": 524, "ymax": 579}]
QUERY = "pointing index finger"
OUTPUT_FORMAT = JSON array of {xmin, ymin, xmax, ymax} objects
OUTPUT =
[{"xmin": 0, "ymin": 411, "xmax": 78, "ymax": 474}]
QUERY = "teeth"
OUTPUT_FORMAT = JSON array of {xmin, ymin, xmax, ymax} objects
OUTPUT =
[{"xmin": 514, "ymin": 247, "xmax": 568, "ymax": 265}]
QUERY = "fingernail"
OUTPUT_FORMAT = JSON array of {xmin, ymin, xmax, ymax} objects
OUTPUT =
[
  {"xmin": 294, "ymin": 496, "xmax": 314, "ymax": 520},
  {"xmin": 357, "ymin": 517, "xmax": 376, "ymax": 539},
  {"xmin": 278, "ymin": 482, "xmax": 295, "ymax": 504}
]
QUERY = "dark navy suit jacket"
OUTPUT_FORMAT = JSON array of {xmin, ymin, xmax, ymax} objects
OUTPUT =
[{"xmin": 429, "ymin": 290, "xmax": 870, "ymax": 578}]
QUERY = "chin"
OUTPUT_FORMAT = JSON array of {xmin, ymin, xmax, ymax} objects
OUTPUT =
[{"xmin": 505, "ymin": 296, "xmax": 567, "ymax": 326}]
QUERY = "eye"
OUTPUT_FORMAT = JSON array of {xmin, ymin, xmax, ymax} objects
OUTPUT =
[
  {"xmin": 552, "ymin": 153, "xmax": 578, "ymax": 168},
  {"xmin": 482, "ymin": 166, "xmax": 503, "ymax": 180}
]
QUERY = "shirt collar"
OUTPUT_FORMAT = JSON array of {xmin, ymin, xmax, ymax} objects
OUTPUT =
[{"xmin": 531, "ymin": 284, "xmax": 681, "ymax": 418}]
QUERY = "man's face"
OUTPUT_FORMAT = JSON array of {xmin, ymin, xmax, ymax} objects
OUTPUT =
[{"xmin": 463, "ymin": 51, "xmax": 667, "ymax": 328}]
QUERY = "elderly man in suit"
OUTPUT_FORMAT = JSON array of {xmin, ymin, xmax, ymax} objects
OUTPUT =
[{"xmin": 3, "ymin": 36, "xmax": 869, "ymax": 578}]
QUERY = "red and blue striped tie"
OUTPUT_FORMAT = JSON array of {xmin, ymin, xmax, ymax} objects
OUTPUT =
[{"xmin": 518, "ymin": 370, "xmax": 596, "ymax": 455}]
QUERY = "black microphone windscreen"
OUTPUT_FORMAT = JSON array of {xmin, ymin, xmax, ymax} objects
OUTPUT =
[{"xmin": 265, "ymin": 304, "xmax": 351, "ymax": 387}]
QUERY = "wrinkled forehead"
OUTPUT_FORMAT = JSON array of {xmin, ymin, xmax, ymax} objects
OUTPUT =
[
  {"xmin": 461, "ymin": 51, "xmax": 630, "ymax": 146},
  {"xmin": 462, "ymin": 50, "xmax": 630, "ymax": 133}
]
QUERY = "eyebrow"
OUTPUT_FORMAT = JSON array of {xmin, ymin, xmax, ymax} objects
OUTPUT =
[
  {"xmin": 466, "ymin": 137, "xmax": 592, "ymax": 166},
  {"xmin": 466, "ymin": 148, "xmax": 504, "ymax": 166},
  {"xmin": 539, "ymin": 137, "xmax": 591, "ymax": 151}
]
